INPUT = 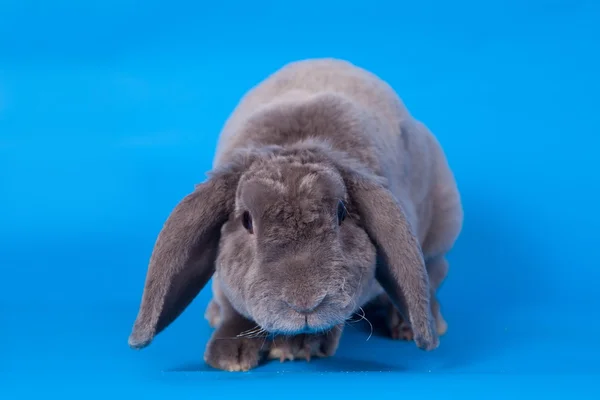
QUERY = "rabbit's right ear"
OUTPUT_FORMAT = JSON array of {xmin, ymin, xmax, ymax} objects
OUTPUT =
[{"xmin": 128, "ymin": 154, "xmax": 255, "ymax": 350}]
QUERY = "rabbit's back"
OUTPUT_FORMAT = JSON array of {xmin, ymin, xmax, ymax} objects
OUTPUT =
[
  {"xmin": 213, "ymin": 58, "xmax": 411, "ymax": 166},
  {"xmin": 243, "ymin": 58, "xmax": 410, "ymax": 128}
]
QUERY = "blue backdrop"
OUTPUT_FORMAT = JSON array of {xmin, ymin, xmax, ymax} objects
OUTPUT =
[{"xmin": 1, "ymin": 0, "xmax": 599, "ymax": 398}]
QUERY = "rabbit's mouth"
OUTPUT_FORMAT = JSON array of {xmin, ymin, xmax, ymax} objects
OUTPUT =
[
  {"xmin": 248, "ymin": 289, "xmax": 354, "ymax": 335},
  {"xmin": 297, "ymin": 313, "xmax": 334, "ymax": 335},
  {"xmin": 256, "ymin": 305, "xmax": 348, "ymax": 335}
]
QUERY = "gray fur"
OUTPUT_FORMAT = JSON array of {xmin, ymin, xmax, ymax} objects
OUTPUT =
[{"xmin": 128, "ymin": 58, "xmax": 463, "ymax": 371}]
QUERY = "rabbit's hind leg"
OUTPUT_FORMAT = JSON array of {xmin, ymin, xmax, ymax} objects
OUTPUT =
[
  {"xmin": 204, "ymin": 299, "xmax": 221, "ymax": 328},
  {"xmin": 204, "ymin": 278, "xmax": 224, "ymax": 328}
]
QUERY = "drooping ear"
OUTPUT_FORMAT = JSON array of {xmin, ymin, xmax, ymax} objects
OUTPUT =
[
  {"xmin": 336, "ymin": 161, "xmax": 438, "ymax": 351},
  {"xmin": 128, "ymin": 153, "xmax": 258, "ymax": 349}
]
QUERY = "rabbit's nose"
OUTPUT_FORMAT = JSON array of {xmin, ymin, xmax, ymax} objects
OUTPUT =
[{"xmin": 285, "ymin": 293, "xmax": 326, "ymax": 314}]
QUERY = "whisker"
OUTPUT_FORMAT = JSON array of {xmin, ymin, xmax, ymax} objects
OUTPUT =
[
  {"xmin": 240, "ymin": 329, "xmax": 269, "ymax": 339},
  {"xmin": 260, "ymin": 331, "xmax": 270, "ymax": 350},
  {"xmin": 238, "ymin": 325, "xmax": 260, "ymax": 334},
  {"xmin": 360, "ymin": 307, "xmax": 374, "ymax": 341},
  {"xmin": 251, "ymin": 330, "xmax": 269, "ymax": 339},
  {"xmin": 347, "ymin": 307, "xmax": 373, "ymax": 341},
  {"xmin": 236, "ymin": 325, "xmax": 263, "ymax": 338}
]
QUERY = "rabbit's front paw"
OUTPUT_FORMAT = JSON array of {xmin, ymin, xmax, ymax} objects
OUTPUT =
[
  {"xmin": 204, "ymin": 335, "xmax": 266, "ymax": 372},
  {"xmin": 267, "ymin": 326, "xmax": 343, "ymax": 362},
  {"xmin": 386, "ymin": 304, "xmax": 447, "ymax": 341},
  {"xmin": 387, "ymin": 309, "xmax": 415, "ymax": 341}
]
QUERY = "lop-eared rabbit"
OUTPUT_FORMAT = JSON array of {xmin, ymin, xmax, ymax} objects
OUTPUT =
[{"xmin": 128, "ymin": 58, "xmax": 463, "ymax": 371}]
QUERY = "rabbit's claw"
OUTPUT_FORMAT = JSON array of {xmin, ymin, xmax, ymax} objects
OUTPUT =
[
  {"xmin": 268, "ymin": 335, "xmax": 320, "ymax": 362},
  {"xmin": 267, "ymin": 327, "xmax": 343, "ymax": 363}
]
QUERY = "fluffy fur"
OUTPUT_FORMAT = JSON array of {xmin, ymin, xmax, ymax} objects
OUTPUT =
[{"xmin": 128, "ymin": 58, "xmax": 463, "ymax": 372}]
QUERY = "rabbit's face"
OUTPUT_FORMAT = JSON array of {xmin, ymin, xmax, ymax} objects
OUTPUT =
[{"xmin": 215, "ymin": 158, "xmax": 377, "ymax": 335}]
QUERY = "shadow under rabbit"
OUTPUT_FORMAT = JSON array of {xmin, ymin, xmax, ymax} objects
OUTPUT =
[{"xmin": 168, "ymin": 355, "xmax": 403, "ymax": 373}]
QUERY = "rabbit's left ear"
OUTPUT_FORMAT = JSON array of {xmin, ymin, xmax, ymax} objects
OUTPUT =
[{"xmin": 128, "ymin": 154, "xmax": 256, "ymax": 349}]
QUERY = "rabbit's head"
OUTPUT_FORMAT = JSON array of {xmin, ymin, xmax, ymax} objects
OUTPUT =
[{"xmin": 214, "ymin": 147, "xmax": 378, "ymax": 335}]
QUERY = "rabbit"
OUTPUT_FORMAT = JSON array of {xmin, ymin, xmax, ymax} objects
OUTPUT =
[{"xmin": 127, "ymin": 58, "xmax": 463, "ymax": 372}]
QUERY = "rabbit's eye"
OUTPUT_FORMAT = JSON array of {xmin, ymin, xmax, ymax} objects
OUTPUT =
[
  {"xmin": 337, "ymin": 200, "xmax": 347, "ymax": 225},
  {"xmin": 242, "ymin": 211, "xmax": 254, "ymax": 234}
]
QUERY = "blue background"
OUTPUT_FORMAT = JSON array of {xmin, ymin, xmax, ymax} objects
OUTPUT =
[{"xmin": 1, "ymin": 0, "xmax": 599, "ymax": 398}]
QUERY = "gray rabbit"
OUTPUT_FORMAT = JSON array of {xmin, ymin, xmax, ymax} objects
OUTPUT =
[{"xmin": 128, "ymin": 58, "xmax": 464, "ymax": 371}]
